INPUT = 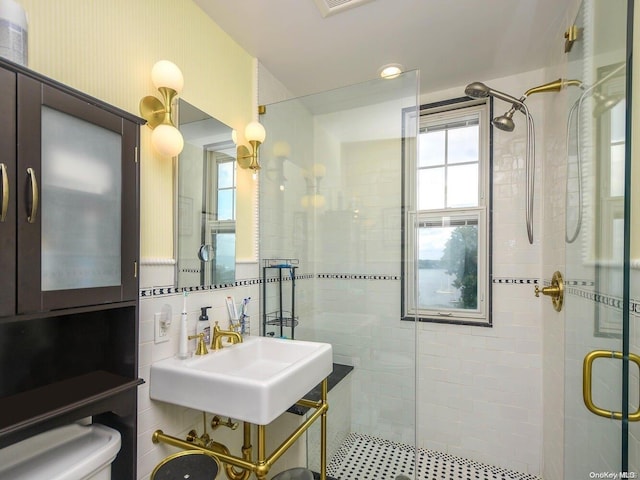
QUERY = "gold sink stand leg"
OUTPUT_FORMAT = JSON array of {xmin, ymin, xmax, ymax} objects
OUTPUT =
[
  {"xmin": 320, "ymin": 378, "xmax": 327, "ymax": 480},
  {"xmin": 152, "ymin": 377, "xmax": 329, "ymax": 479}
]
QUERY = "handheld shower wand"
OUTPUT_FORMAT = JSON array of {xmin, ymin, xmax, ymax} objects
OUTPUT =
[{"xmin": 464, "ymin": 78, "xmax": 581, "ymax": 244}]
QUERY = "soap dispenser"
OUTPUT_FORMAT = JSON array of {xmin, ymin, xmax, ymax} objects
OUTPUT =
[{"xmin": 197, "ymin": 306, "xmax": 212, "ymax": 344}]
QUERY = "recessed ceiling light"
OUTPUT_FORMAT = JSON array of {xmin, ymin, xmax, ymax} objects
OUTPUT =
[{"xmin": 379, "ymin": 64, "xmax": 403, "ymax": 79}]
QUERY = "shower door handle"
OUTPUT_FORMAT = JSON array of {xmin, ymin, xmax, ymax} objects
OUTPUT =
[{"xmin": 583, "ymin": 350, "xmax": 640, "ymax": 421}]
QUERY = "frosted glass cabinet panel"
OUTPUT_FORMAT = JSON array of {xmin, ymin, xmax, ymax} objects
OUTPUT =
[{"xmin": 41, "ymin": 106, "xmax": 122, "ymax": 291}]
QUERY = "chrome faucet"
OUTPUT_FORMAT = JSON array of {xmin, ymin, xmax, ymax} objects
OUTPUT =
[{"xmin": 211, "ymin": 321, "xmax": 243, "ymax": 350}]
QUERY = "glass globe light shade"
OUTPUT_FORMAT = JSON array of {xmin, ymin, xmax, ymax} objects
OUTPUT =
[
  {"xmin": 273, "ymin": 141, "xmax": 291, "ymax": 158},
  {"xmin": 231, "ymin": 129, "xmax": 238, "ymax": 145},
  {"xmin": 311, "ymin": 194, "xmax": 326, "ymax": 208},
  {"xmin": 312, "ymin": 163, "xmax": 326, "ymax": 178},
  {"xmin": 151, "ymin": 60, "xmax": 184, "ymax": 93},
  {"xmin": 245, "ymin": 121, "xmax": 266, "ymax": 143},
  {"xmin": 151, "ymin": 124, "xmax": 184, "ymax": 157}
]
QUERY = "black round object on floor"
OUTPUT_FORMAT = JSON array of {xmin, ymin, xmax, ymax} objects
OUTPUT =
[
  {"xmin": 151, "ymin": 450, "xmax": 221, "ymax": 480},
  {"xmin": 271, "ymin": 467, "xmax": 314, "ymax": 480}
]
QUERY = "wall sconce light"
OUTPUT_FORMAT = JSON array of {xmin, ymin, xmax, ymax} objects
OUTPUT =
[
  {"xmin": 235, "ymin": 121, "xmax": 266, "ymax": 171},
  {"xmin": 301, "ymin": 163, "xmax": 326, "ymax": 208},
  {"xmin": 139, "ymin": 60, "xmax": 185, "ymax": 157},
  {"xmin": 261, "ymin": 141, "xmax": 291, "ymax": 190}
]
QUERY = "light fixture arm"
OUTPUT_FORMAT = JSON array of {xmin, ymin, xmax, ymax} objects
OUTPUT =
[
  {"xmin": 237, "ymin": 140, "xmax": 263, "ymax": 171},
  {"xmin": 140, "ymin": 87, "xmax": 178, "ymax": 129},
  {"xmin": 157, "ymin": 87, "xmax": 178, "ymax": 125}
]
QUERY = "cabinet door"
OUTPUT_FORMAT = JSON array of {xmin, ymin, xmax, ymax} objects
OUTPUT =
[
  {"xmin": 17, "ymin": 75, "xmax": 138, "ymax": 313},
  {"xmin": 0, "ymin": 67, "xmax": 16, "ymax": 317}
]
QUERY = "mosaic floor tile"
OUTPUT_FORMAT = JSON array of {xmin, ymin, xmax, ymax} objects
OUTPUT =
[{"xmin": 327, "ymin": 433, "xmax": 541, "ymax": 480}]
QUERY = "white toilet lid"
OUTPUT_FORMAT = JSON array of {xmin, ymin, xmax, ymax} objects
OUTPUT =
[{"xmin": 0, "ymin": 423, "xmax": 121, "ymax": 480}]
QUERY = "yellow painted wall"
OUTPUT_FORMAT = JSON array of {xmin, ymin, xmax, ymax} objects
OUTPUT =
[{"xmin": 19, "ymin": 0, "xmax": 255, "ymax": 260}]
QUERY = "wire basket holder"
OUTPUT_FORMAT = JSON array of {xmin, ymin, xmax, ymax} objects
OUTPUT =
[{"xmin": 262, "ymin": 259, "xmax": 299, "ymax": 339}]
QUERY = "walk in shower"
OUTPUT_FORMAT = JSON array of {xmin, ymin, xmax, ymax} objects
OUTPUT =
[{"xmin": 257, "ymin": 0, "xmax": 637, "ymax": 478}]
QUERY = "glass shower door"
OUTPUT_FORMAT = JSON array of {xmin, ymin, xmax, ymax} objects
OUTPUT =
[
  {"xmin": 563, "ymin": 0, "xmax": 635, "ymax": 477},
  {"xmin": 258, "ymin": 72, "xmax": 419, "ymax": 479}
]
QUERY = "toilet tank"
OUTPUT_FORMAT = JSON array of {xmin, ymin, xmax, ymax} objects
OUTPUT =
[{"xmin": 0, "ymin": 423, "xmax": 121, "ymax": 480}]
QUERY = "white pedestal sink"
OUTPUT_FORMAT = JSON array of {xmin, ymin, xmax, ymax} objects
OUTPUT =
[{"xmin": 150, "ymin": 336, "xmax": 333, "ymax": 425}]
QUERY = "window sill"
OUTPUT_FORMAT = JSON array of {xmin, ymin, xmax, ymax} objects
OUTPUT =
[{"xmin": 401, "ymin": 316, "xmax": 491, "ymax": 327}]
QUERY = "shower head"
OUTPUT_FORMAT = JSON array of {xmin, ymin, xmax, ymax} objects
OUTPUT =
[
  {"xmin": 592, "ymin": 91, "xmax": 624, "ymax": 117},
  {"xmin": 464, "ymin": 81, "xmax": 524, "ymax": 106},
  {"xmin": 464, "ymin": 82, "xmax": 491, "ymax": 98},
  {"xmin": 492, "ymin": 109, "xmax": 516, "ymax": 132}
]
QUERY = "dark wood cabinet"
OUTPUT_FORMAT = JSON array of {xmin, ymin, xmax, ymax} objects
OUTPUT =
[
  {"xmin": 0, "ymin": 66, "xmax": 16, "ymax": 318},
  {"xmin": 13, "ymin": 72, "xmax": 139, "ymax": 314},
  {"xmin": 0, "ymin": 58, "xmax": 143, "ymax": 479}
]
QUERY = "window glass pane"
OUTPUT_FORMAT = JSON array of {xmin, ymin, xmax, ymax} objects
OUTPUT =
[
  {"xmin": 613, "ymin": 217, "xmax": 624, "ymax": 263},
  {"xmin": 418, "ymin": 217, "xmax": 478, "ymax": 311},
  {"xmin": 419, "ymin": 130, "xmax": 445, "ymax": 167},
  {"xmin": 217, "ymin": 190, "xmax": 234, "ymax": 220},
  {"xmin": 212, "ymin": 232, "xmax": 235, "ymax": 284},
  {"xmin": 610, "ymin": 144, "xmax": 625, "ymax": 197},
  {"xmin": 448, "ymin": 125, "xmax": 479, "ymax": 164},
  {"xmin": 447, "ymin": 164, "xmax": 478, "ymax": 208},
  {"xmin": 419, "ymin": 167, "xmax": 444, "ymax": 210},
  {"xmin": 610, "ymin": 101, "xmax": 625, "ymax": 143},
  {"xmin": 218, "ymin": 161, "xmax": 234, "ymax": 189}
]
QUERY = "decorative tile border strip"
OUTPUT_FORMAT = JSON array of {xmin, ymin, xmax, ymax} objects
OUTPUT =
[
  {"xmin": 492, "ymin": 277, "xmax": 538, "ymax": 284},
  {"xmin": 140, "ymin": 278, "xmax": 261, "ymax": 298},
  {"xmin": 565, "ymin": 285, "xmax": 640, "ymax": 313},
  {"xmin": 140, "ymin": 275, "xmax": 314, "ymax": 298},
  {"xmin": 317, "ymin": 273, "xmax": 400, "ymax": 281},
  {"xmin": 263, "ymin": 273, "xmax": 314, "ymax": 283},
  {"xmin": 565, "ymin": 279, "xmax": 596, "ymax": 287}
]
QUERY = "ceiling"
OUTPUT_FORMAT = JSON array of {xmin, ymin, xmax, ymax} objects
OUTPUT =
[{"xmin": 193, "ymin": 0, "xmax": 575, "ymax": 99}]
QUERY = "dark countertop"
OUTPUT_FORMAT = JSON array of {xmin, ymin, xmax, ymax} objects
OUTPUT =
[{"xmin": 287, "ymin": 363, "xmax": 354, "ymax": 416}]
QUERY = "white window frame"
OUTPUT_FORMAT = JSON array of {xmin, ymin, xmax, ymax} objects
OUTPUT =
[{"xmin": 403, "ymin": 98, "xmax": 491, "ymax": 326}]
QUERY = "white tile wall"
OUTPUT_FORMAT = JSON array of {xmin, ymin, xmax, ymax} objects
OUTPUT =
[{"xmin": 414, "ymin": 70, "xmax": 548, "ymax": 475}]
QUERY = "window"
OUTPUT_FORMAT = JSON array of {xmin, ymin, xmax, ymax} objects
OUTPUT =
[{"xmin": 403, "ymin": 99, "xmax": 491, "ymax": 325}]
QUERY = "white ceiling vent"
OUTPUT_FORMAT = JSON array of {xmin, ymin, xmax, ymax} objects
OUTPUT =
[{"xmin": 312, "ymin": 0, "xmax": 376, "ymax": 18}]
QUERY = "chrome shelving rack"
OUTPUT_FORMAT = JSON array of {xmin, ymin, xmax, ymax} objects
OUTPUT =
[{"xmin": 261, "ymin": 258, "xmax": 299, "ymax": 339}]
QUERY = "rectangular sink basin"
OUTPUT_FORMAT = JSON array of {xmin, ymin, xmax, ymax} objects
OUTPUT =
[{"xmin": 150, "ymin": 336, "xmax": 333, "ymax": 425}]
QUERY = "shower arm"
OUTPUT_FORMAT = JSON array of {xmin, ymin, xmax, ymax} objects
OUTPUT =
[{"xmin": 514, "ymin": 79, "xmax": 584, "ymax": 107}]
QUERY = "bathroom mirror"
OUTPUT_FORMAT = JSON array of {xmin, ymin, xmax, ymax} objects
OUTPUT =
[{"xmin": 176, "ymin": 99, "xmax": 236, "ymax": 288}]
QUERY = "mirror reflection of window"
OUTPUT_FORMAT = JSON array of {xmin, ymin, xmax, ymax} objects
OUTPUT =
[
  {"xmin": 176, "ymin": 100, "xmax": 236, "ymax": 288},
  {"xmin": 203, "ymin": 145, "xmax": 236, "ymax": 285},
  {"xmin": 596, "ymin": 64, "xmax": 625, "ymax": 264}
]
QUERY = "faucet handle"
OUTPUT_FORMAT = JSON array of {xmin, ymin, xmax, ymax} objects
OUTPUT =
[{"xmin": 188, "ymin": 333, "xmax": 209, "ymax": 355}]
